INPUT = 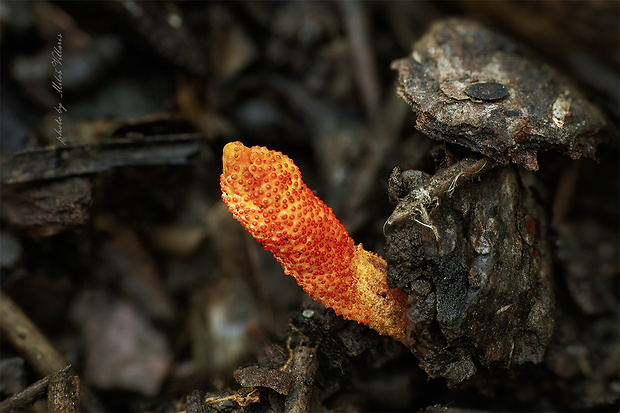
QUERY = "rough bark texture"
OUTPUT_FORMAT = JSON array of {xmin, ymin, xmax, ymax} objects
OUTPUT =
[
  {"xmin": 385, "ymin": 163, "xmax": 554, "ymax": 386},
  {"xmin": 391, "ymin": 18, "xmax": 607, "ymax": 171}
]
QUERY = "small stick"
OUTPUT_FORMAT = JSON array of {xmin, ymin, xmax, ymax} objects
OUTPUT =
[
  {"xmin": 342, "ymin": 0, "xmax": 380, "ymax": 121},
  {"xmin": 284, "ymin": 346, "xmax": 318, "ymax": 413},
  {"xmin": 386, "ymin": 157, "xmax": 495, "ymax": 228},
  {"xmin": 0, "ymin": 290, "xmax": 72, "ymax": 378},
  {"xmin": 0, "ymin": 290, "xmax": 105, "ymax": 412},
  {"xmin": 0, "ymin": 366, "xmax": 71, "ymax": 413}
]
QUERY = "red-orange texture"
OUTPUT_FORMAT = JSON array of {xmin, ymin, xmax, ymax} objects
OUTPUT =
[{"xmin": 220, "ymin": 141, "xmax": 409, "ymax": 343}]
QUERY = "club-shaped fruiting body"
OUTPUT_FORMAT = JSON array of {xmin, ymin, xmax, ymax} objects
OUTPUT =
[{"xmin": 220, "ymin": 141, "xmax": 409, "ymax": 343}]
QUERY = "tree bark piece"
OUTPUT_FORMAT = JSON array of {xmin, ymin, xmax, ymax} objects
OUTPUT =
[
  {"xmin": 385, "ymin": 165, "xmax": 554, "ymax": 386},
  {"xmin": 391, "ymin": 18, "xmax": 607, "ymax": 170}
]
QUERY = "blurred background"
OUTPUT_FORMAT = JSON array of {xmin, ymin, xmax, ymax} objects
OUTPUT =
[{"xmin": 0, "ymin": 1, "xmax": 618, "ymax": 411}]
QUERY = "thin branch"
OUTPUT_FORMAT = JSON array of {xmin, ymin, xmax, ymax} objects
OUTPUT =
[{"xmin": 385, "ymin": 157, "xmax": 496, "ymax": 229}]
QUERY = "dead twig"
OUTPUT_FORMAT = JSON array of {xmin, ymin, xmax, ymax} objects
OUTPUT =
[
  {"xmin": 0, "ymin": 366, "xmax": 71, "ymax": 413},
  {"xmin": 284, "ymin": 346, "xmax": 318, "ymax": 413},
  {"xmin": 342, "ymin": 0, "xmax": 381, "ymax": 121},
  {"xmin": 0, "ymin": 290, "xmax": 105, "ymax": 412},
  {"xmin": 204, "ymin": 388, "xmax": 261, "ymax": 408},
  {"xmin": 385, "ymin": 157, "xmax": 495, "ymax": 230}
]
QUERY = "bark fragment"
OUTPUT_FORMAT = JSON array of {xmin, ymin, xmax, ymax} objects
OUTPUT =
[
  {"xmin": 233, "ymin": 366, "xmax": 293, "ymax": 395},
  {"xmin": 391, "ymin": 18, "xmax": 606, "ymax": 170},
  {"xmin": 1, "ymin": 178, "xmax": 92, "ymax": 239},
  {"xmin": 385, "ymin": 162, "xmax": 554, "ymax": 386}
]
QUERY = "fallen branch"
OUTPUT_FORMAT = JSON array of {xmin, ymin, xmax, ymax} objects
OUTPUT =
[{"xmin": 1, "ymin": 133, "xmax": 204, "ymax": 184}]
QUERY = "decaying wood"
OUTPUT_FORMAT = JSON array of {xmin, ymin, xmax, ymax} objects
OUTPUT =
[
  {"xmin": 283, "ymin": 345, "xmax": 318, "ymax": 413},
  {"xmin": 385, "ymin": 164, "xmax": 554, "ymax": 386},
  {"xmin": 1, "ymin": 177, "xmax": 92, "ymax": 238},
  {"xmin": 1, "ymin": 133, "xmax": 204, "ymax": 185}
]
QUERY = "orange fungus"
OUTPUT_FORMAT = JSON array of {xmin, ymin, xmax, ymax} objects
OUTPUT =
[{"xmin": 220, "ymin": 141, "xmax": 409, "ymax": 343}]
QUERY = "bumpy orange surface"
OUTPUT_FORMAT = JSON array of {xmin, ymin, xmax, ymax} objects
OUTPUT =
[{"xmin": 220, "ymin": 141, "xmax": 409, "ymax": 343}]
